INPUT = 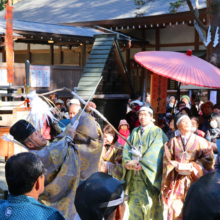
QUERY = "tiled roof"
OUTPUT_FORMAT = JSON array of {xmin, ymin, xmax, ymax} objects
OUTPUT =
[{"xmin": 0, "ymin": 0, "xmax": 206, "ymax": 24}]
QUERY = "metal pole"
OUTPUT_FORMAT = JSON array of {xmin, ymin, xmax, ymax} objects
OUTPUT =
[{"xmin": 25, "ymin": 60, "xmax": 30, "ymax": 87}]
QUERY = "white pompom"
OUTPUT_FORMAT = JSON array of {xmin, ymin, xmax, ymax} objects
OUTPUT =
[{"xmin": 27, "ymin": 90, "xmax": 57, "ymax": 131}]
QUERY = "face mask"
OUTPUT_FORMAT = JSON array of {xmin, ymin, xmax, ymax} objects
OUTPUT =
[
  {"xmin": 210, "ymin": 120, "xmax": 218, "ymax": 129},
  {"xmin": 191, "ymin": 127, "xmax": 197, "ymax": 132},
  {"xmin": 169, "ymin": 103, "xmax": 174, "ymax": 108}
]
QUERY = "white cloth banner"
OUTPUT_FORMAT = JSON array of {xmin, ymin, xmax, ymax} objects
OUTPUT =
[{"xmin": 30, "ymin": 65, "xmax": 50, "ymax": 87}]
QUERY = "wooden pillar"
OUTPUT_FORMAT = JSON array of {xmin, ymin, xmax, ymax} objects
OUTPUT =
[
  {"xmin": 58, "ymin": 46, "xmax": 62, "ymax": 64},
  {"xmin": 27, "ymin": 43, "xmax": 31, "ymax": 62},
  {"xmin": 156, "ymin": 28, "xmax": 160, "ymax": 51},
  {"xmin": 195, "ymin": 29, "xmax": 199, "ymax": 51},
  {"xmin": 126, "ymin": 48, "xmax": 130, "ymax": 74},
  {"xmin": 50, "ymin": 44, "xmax": 54, "ymax": 65},
  {"xmin": 80, "ymin": 43, "xmax": 86, "ymax": 67}
]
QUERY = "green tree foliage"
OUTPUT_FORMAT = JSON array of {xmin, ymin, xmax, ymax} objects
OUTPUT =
[{"xmin": 0, "ymin": 0, "xmax": 8, "ymax": 11}]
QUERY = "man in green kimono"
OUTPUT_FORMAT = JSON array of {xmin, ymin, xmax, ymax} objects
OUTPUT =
[{"xmin": 123, "ymin": 104, "xmax": 168, "ymax": 220}]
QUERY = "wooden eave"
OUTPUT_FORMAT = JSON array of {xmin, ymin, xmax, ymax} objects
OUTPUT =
[
  {"xmin": 64, "ymin": 8, "xmax": 207, "ymax": 28},
  {"xmin": 13, "ymin": 30, "xmax": 95, "ymax": 42},
  {"xmin": 13, "ymin": 29, "xmax": 136, "ymax": 47}
]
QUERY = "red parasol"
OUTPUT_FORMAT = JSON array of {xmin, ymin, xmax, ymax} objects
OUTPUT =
[{"xmin": 134, "ymin": 50, "xmax": 220, "ymax": 89}]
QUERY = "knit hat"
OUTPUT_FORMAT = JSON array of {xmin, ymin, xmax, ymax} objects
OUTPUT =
[
  {"xmin": 75, "ymin": 172, "xmax": 124, "ymax": 220},
  {"xmin": 181, "ymin": 95, "xmax": 190, "ymax": 103},
  {"xmin": 10, "ymin": 120, "xmax": 36, "ymax": 144},
  {"xmin": 118, "ymin": 119, "xmax": 129, "ymax": 129}
]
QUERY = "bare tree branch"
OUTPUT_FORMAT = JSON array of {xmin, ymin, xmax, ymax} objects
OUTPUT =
[{"xmin": 186, "ymin": 0, "xmax": 208, "ymax": 31}]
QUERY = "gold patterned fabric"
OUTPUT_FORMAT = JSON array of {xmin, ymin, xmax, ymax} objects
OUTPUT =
[
  {"xmin": 36, "ymin": 137, "xmax": 81, "ymax": 220},
  {"xmin": 56, "ymin": 110, "xmax": 104, "ymax": 180},
  {"xmin": 161, "ymin": 133, "xmax": 215, "ymax": 220},
  {"xmin": 99, "ymin": 142, "xmax": 124, "ymax": 180}
]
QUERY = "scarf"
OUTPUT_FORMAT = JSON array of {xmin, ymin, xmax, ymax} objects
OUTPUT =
[{"xmin": 118, "ymin": 129, "xmax": 130, "ymax": 146}]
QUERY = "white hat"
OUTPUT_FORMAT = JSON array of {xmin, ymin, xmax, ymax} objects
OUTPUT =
[
  {"xmin": 69, "ymin": 99, "xmax": 80, "ymax": 105},
  {"xmin": 55, "ymin": 99, "xmax": 64, "ymax": 104},
  {"xmin": 130, "ymin": 100, "xmax": 143, "ymax": 106}
]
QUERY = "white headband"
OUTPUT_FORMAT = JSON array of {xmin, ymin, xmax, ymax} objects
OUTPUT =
[
  {"xmin": 139, "ymin": 106, "xmax": 153, "ymax": 115},
  {"xmin": 176, "ymin": 115, "xmax": 189, "ymax": 125},
  {"xmin": 107, "ymin": 191, "xmax": 124, "ymax": 207}
]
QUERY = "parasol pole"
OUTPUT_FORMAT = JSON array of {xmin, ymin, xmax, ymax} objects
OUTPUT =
[
  {"xmin": 172, "ymin": 82, "xmax": 181, "ymax": 115},
  {"xmin": 142, "ymin": 69, "xmax": 146, "ymax": 104},
  {"xmin": 177, "ymin": 82, "xmax": 181, "ymax": 105}
]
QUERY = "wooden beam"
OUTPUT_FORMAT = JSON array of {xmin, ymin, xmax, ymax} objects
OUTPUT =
[
  {"xmin": 195, "ymin": 29, "xmax": 199, "ymax": 51},
  {"xmin": 50, "ymin": 44, "xmax": 54, "ymax": 65},
  {"xmin": 80, "ymin": 43, "xmax": 86, "ymax": 67},
  {"xmin": 156, "ymin": 28, "xmax": 160, "ymax": 51},
  {"xmin": 27, "ymin": 43, "xmax": 31, "ymax": 62},
  {"xmin": 58, "ymin": 46, "xmax": 62, "ymax": 64}
]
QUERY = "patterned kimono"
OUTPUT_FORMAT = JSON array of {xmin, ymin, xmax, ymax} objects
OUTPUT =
[
  {"xmin": 161, "ymin": 133, "xmax": 214, "ymax": 220},
  {"xmin": 36, "ymin": 137, "xmax": 81, "ymax": 220},
  {"xmin": 55, "ymin": 110, "xmax": 104, "ymax": 180},
  {"xmin": 123, "ymin": 122, "xmax": 168, "ymax": 220},
  {"xmin": 99, "ymin": 142, "xmax": 123, "ymax": 180}
]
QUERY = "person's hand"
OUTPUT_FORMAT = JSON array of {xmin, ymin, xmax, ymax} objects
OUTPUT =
[
  {"xmin": 125, "ymin": 162, "xmax": 131, "ymax": 170},
  {"xmin": 67, "ymin": 126, "xmax": 76, "ymax": 139},
  {"xmin": 86, "ymin": 101, "xmax": 96, "ymax": 112},
  {"xmin": 135, "ymin": 162, "xmax": 142, "ymax": 171},
  {"xmin": 125, "ymin": 161, "xmax": 139, "ymax": 170}
]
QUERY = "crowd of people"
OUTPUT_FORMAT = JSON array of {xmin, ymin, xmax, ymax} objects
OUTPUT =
[{"xmin": 0, "ymin": 91, "xmax": 219, "ymax": 220}]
